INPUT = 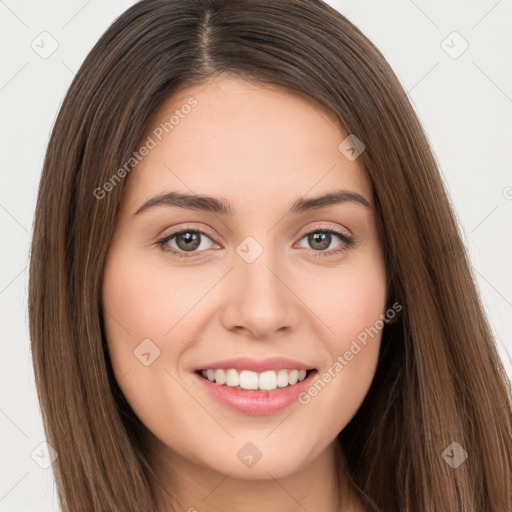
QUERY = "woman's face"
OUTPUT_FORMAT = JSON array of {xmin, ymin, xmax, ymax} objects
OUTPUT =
[{"xmin": 102, "ymin": 75, "xmax": 387, "ymax": 482}]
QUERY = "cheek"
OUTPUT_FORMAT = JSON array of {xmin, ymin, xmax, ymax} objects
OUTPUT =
[
  {"xmin": 295, "ymin": 254, "xmax": 386, "ymax": 427},
  {"xmin": 101, "ymin": 249, "xmax": 172, "ymax": 386},
  {"xmin": 101, "ymin": 249, "xmax": 198, "ymax": 435},
  {"xmin": 102, "ymin": 250, "xmax": 207, "ymax": 350},
  {"xmin": 302, "ymin": 254, "xmax": 387, "ymax": 351},
  {"xmin": 101, "ymin": 248, "xmax": 219, "ymax": 420}
]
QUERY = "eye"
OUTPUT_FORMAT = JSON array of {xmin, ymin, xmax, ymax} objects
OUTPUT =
[
  {"xmin": 296, "ymin": 227, "xmax": 355, "ymax": 258},
  {"xmin": 156, "ymin": 227, "xmax": 217, "ymax": 259}
]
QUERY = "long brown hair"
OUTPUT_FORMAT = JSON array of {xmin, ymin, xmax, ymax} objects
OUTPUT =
[{"xmin": 29, "ymin": 0, "xmax": 512, "ymax": 510}]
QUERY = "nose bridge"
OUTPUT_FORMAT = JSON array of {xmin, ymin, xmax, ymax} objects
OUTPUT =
[{"xmin": 237, "ymin": 233, "xmax": 287, "ymax": 302}]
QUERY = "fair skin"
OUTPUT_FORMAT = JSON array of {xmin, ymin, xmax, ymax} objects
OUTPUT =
[{"xmin": 102, "ymin": 75, "xmax": 386, "ymax": 511}]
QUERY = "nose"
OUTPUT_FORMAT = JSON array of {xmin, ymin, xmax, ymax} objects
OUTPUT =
[{"xmin": 220, "ymin": 246, "xmax": 300, "ymax": 340}]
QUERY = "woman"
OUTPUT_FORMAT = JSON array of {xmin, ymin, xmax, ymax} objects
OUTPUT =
[{"xmin": 28, "ymin": 0, "xmax": 512, "ymax": 510}]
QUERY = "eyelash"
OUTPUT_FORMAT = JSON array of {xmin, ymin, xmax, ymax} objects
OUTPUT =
[{"xmin": 156, "ymin": 225, "xmax": 355, "ymax": 260}]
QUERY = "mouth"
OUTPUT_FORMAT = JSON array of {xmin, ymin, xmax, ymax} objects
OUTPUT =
[{"xmin": 193, "ymin": 367, "xmax": 318, "ymax": 416}]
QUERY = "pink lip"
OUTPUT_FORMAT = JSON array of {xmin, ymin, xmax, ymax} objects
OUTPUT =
[
  {"xmin": 193, "ymin": 369, "xmax": 318, "ymax": 416},
  {"xmin": 194, "ymin": 356, "xmax": 315, "ymax": 373}
]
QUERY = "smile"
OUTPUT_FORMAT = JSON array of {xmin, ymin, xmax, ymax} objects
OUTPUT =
[
  {"xmin": 194, "ymin": 367, "xmax": 318, "ymax": 416},
  {"xmin": 199, "ymin": 368, "xmax": 310, "ymax": 391}
]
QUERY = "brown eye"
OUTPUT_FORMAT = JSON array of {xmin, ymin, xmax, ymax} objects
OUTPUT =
[
  {"xmin": 297, "ymin": 228, "xmax": 354, "ymax": 256},
  {"xmin": 158, "ymin": 229, "xmax": 216, "ymax": 256}
]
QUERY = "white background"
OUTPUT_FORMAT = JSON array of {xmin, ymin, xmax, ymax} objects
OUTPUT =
[{"xmin": 0, "ymin": 0, "xmax": 511, "ymax": 510}]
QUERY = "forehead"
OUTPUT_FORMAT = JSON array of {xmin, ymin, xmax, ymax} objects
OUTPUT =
[{"xmin": 124, "ymin": 76, "xmax": 371, "ymax": 209}]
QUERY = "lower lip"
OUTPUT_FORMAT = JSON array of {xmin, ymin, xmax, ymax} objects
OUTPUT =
[{"xmin": 193, "ymin": 370, "xmax": 317, "ymax": 416}]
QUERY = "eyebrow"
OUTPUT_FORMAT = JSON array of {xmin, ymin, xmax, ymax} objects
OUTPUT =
[{"xmin": 134, "ymin": 188, "xmax": 371, "ymax": 216}]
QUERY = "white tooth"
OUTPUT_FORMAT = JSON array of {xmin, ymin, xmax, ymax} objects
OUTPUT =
[
  {"xmin": 204, "ymin": 368, "xmax": 306, "ymax": 389},
  {"xmin": 214, "ymin": 369, "xmax": 226, "ymax": 385},
  {"xmin": 259, "ymin": 370, "xmax": 277, "ymax": 391},
  {"xmin": 276, "ymin": 369, "xmax": 290, "ymax": 388},
  {"xmin": 239, "ymin": 370, "xmax": 259, "ymax": 390},
  {"xmin": 288, "ymin": 369, "xmax": 299, "ymax": 385},
  {"xmin": 225, "ymin": 369, "xmax": 240, "ymax": 387}
]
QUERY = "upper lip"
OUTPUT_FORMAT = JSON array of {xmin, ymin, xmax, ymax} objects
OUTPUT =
[{"xmin": 194, "ymin": 357, "xmax": 316, "ymax": 373}]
